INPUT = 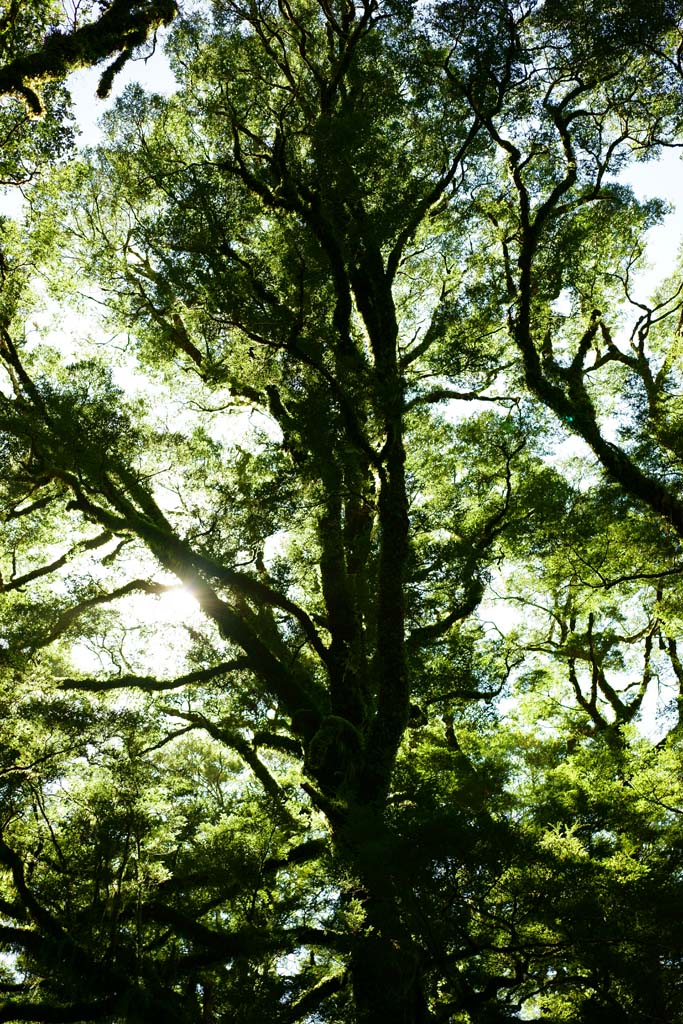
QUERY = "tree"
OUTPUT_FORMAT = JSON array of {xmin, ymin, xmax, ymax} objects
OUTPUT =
[{"xmin": 1, "ymin": 0, "xmax": 683, "ymax": 1021}]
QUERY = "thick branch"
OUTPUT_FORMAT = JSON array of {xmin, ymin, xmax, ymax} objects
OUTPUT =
[
  {"xmin": 0, "ymin": 0, "xmax": 177, "ymax": 111},
  {"xmin": 1, "ymin": 531, "xmax": 112, "ymax": 593},
  {"xmin": 47, "ymin": 578, "xmax": 176, "ymax": 642},
  {"xmin": 59, "ymin": 660, "xmax": 249, "ymax": 693},
  {"xmin": 386, "ymin": 116, "xmax": 482, "ymax": 281},
  {"xmin": 142, "ymin": 902, "xmax": 350, "ymax": 959},
  {"xmin": 160, "ymin": 708, "xmax": 294, "ymax": 813},
  {"xmin": 284, "ymin": 971, "xmax": 349, "ymax": 1022}
]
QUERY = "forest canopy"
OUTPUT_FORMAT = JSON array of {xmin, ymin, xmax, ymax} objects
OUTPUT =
[{"xmin": 1, "ymin": 1, "xmax": 683, "ymax": 1021}]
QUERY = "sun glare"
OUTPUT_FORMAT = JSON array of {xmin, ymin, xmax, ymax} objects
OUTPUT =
[
  {"xmin": 150, "ymin": 585, "xmax": 202, "ymax": 625},
  {"xmin": 66, "ymin": 584, "xmax": 205, "ymax": 678}
]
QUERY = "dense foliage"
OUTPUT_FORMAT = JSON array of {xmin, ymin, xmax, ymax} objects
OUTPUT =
[{"xmin": 1, "ymin": 1, "xmax": 683, "ymax": 1021}]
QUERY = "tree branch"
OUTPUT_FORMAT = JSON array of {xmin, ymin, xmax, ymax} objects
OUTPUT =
[
  {"xmin": 59, "ymin": 660, "xmax": 249, "ymax": 693},
  {"xmin": 0, "ymin": 0, "xmax": 177, "ymax": 112}
]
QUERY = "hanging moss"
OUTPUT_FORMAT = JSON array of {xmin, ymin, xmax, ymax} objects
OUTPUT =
[{"xmin": 0, "ymin": 0, "xmax": 177, "ymax": 114}]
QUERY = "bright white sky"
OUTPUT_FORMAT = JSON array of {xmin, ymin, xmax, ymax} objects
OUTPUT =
[
  {"xmin": 618, "ymin": 147, "xmax": 683, "ymax": 298},
  {"xmin": 69, "ymin": 44, "xmax": 178, "ymax": 144}
]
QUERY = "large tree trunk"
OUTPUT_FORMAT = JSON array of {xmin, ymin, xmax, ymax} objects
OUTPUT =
[
  {"xmin": 337, "ymin": 807, "xmax": 433, "ymax": 1024},
  {"xmin": 352, "ymin": 926, "xmax": 432, "ymax": 1024}
]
